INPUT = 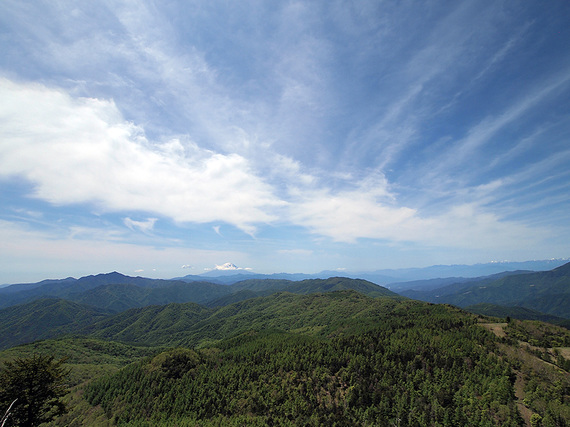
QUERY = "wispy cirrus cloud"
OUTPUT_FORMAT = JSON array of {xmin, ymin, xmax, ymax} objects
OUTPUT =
[
  {"xmin": 0, "ymin": 75, "xmax": 561, "ymax": 260},
  {"xmin": 1, "ymin": 0, "xmax": 569, "ymax": 282},
  {"xmin": 425, "ymin": 69, "xmax": 570, "ymax": 184},
  {"xmin": 124, "ymin": 217, "xmax": 157, "ymax": 234}
]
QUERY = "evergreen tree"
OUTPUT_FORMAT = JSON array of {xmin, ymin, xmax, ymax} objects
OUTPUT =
[{"xmin": 0, "ymin": 354, "xmax": 69, "ymax": 426}]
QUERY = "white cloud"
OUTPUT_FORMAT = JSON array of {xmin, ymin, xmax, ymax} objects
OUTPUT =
[
  {"xmin": 0, "ymin": 78, "xmax": 283, "ymax": 234},
  {"xmin": 124, "ymin": 217, "xmax": 157, "ymax": 233},
  {"xmin": 289, "ymin": 173, "xmax": 414, "ymax": 243},
  {"xmin": 1, "ymin": 2, "xmax": 567, "ymax": 274},
  {"xmin": 288, "ymin": 172, "xmax": 548, "ymax": 252},
  {"xmin": 426, "ymin": 68, "xmax": 570, "ymax": 183},
  {"xmin": 290, "ymin": 187, "xmax": 417, "ymax": 244},
  {"xmin": 0, "ymin": 77, "xmax": 557, "ymax": 261},
  {"xmin": 0, "ymin": 219, "xmax": 246, "ymax": 283}
]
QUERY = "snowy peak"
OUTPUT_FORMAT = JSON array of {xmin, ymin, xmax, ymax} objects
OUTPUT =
[
  {"xmin": 214, "ymin": 263, "xmax": 239, "ymax": 271},
  {"xmin": 198, "ymin": 263, "xmax": 254, "ymax": 277}
]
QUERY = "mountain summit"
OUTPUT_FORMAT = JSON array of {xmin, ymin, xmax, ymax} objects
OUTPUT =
[{"xmin": 212, "ymin": 263, "xmax": 240, "ymax": 271}]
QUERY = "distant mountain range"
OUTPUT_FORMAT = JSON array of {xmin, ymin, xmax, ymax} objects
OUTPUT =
[
  {"xmin": 1, "ymin": 260, "xmax": 568, "ymax": 425},
  {"xmin": 173, "ymin": 258, "xmax": 569, "ymax": 285},
  {"xmin": 1, "ymin": 259, "xmax": 568, "ymax": 351},
  {"xmin": 0, "ymin": 276, "xmax": 398, "ymax": 350},
  {"xmin": 400, "ymin": 262, "xmax": 570, "ymax": 320}
]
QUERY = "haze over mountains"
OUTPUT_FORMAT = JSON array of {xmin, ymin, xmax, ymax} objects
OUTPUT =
[
  {"xmin": 1, "ymin": 258, "xmax": 569, "ymax": 351},
  {"xmin": 172, "ymin": 258, "xmax": 569, "ymax": 285},
  {"xmin": 0, "ymin": 276, "xmax": 398, "ymax": 351},
  {"xmin": 0, "ymin": 258, "xmax": 569, "ymax": 425}
]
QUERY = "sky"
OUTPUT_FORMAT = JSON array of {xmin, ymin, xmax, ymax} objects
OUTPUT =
[{"xmin": 1, "ymin": 1, "xmax": 570, "ymax": 283}]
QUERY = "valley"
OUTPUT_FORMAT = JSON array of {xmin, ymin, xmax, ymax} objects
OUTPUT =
[{"xmin": 0, "ymin": 264, "xmax": 568, "ymax": 425}]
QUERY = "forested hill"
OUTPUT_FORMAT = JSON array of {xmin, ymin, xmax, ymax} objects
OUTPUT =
[
  {"xmin": 77, "ymin": 290, "xmax": 405, "ymax": 348},
  {"xmin": 0, "ymin": 272, "xmax": 211, "ymax": 310},
  {"xmin": 0, "ymin": 298, "xmax": 110, "ymax": 350},
  {"xmin": 79, "ymin": 293, "xmax": 570, "ymax": 426},
  {"xmin": 0, "ymin": 277, "xmax": 397, "ymax": 350},
  {"xmin": 85, "ymin": 299, "xmax": 510, "ymax": 426},
  {"xmin": 232, "ymin": 276, "xmax": 398, "ymax": 297},
  {"xmin": 400, "ymin": 261, "xmax": 570, "ymax": 319},
  {"xmin": 0, "ymin": 273, "xmax": 395, "ymax": 313},
  {"xmin": 1, "ymin": 287, "xmax": 569, "ymax": 425}
]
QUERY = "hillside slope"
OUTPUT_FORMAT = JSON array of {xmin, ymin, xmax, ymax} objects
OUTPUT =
[
  {"xmin": 400, "ymin": 262, "xmax": 570, "ymax": 318},
  {"xmin": 0, "ymin": 277, "xmax": 398, "ymax": 351},
  {"xmin": 1, "ymin": 289, "xmax": 568, "ymax": 426},
  {"xmin": 0, "ymin": 298, "xmax": 110, "ymax": 350},
  {"xmin": 0, "ymin": 273, "xmax": 394, "ymax": 315},
  {"xmin": 69, "ymin": 281, "xmax": 232, "ymax": 312},
  {"xmin": 80, "ymin": 290, "xmax": 402, "ymax": 348},
  {"xmin": 80, "ymin": 293, "xmax": 536, "ymax": 426},
  {"xmin": 233, "ymin": 276, "xmax": 398, "ymax": 298},
  {"xmin": 0, "ymin": 272, "xmax": 218, "ymax": 309},
  {"xmin": 83, "ymin": 302, "xmax": 212, "ymax": 346}
]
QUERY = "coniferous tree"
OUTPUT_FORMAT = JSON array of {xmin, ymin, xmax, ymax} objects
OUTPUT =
[{"xmin": 0, "ymin": 354, "xmax": 69, "ymax": 427}]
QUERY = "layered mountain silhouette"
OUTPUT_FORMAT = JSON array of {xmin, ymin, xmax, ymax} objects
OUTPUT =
[
  {"xmin": 0, "ymin": 276, "xmax": 397, "ymax": 350},
  {"xmin": 400, "ymin": 262, "xmax": 570, "ymax": 319},
  {"xmin": 1, "ymin": 262, "xmax": 568, "ymax": 351},
  {"xmin": 0, "ymin": 264, "xmax": 568, "ymax": 425}
]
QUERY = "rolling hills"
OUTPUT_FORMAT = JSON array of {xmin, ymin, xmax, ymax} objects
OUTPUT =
[
  {"xmin": 83, "ymin": 298, "xmax": 521, "ymax": 426},
  {"xmin": 0, "ymin": 298, "xmax": 110, "ymax": 350},
  {"xmin": 0, "ymin": 272, "xmax": 209, "ymax": 310},
  {"xmin": 0, "ymin": 277, "xmax": 398, "ymax": 350},
  {"xmin": 0, "ymin": 273, "xmax": 397, "ymax": 313},
  {"xmin": 0, "ymin": 266, "xmax": 569, "ymax": 425},
  {"xmin": 19, "ymin": 290, "xmax": 566, "ymax": 426},
  {"xmin": 400, "ymin": 262, "xmax": 570, "ymax": 319}
]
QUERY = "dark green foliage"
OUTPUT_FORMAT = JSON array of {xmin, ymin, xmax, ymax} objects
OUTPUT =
[
  {"xmin": 76, "ymin": 276, "xmax": 395, "ymax": 313},
  {"xmin": 84, "ymin": 297, "xmax": 523, "ymax": 426},
  {"xmin": 232, "ymin": 276, "xmax": 399, "ymax": 298},
  {"xmin": 71, "ymin": 281, "xmax": 232, "ymax": 312},
  {"xmin": 0, "ymin": 273, "xmax": 395, "ymax": 314},
  {"xmin": 504, "ymin": 319, "xmax": 570, "ymax": 375},
  {"xmin": 82, "ymin": 302, "xmax": 212, "ymax": 346},
  {"xmin": 523, "ymin": 373, "xmax": 570, "ymax": 426},
  {"xmin": 77, "ymin": 290, "xmax": 400, "ymax": 348},
  {"xmin": 466, "ymin": 303, "xmax": 569, "ymax": 327},
  {"xmin": 0, "ymin": 298, "xmax": 110, "ymax": 351},
  {"xmin": 401, "ymin": 262, "xmax": 570, "ymax": 318},
  {"xmin": 204, "ymin": 289, "xmax": 259, "ymax": 308},
  {"xmin": 0, "ymin": 338, "xmax": 161, "ymax": 388},
  {"xmin": 0, "ymin": 277, "xmax": 398, "ymax": 352},
  {"xmin": 494, "ymin": 318, "xmax": 570, "ymax": 425},
  {"xmin": 1, "ymin": 274, "xmax": 568, "ymax": 425},
  {"xmin": 0, "ymin": 354, "xmax": 69, "ymax": 426},
  {"xmin": 0, "ymin": 272, "xmax": 232, "ymax": 311},
  {"xmin": 505, "ymin": 319, "xmax": 570, "ymax": 349}
]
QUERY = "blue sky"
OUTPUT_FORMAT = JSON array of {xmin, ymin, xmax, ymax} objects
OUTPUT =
[{"xmin": 1, "ymin": 1, "xmax": 569, "ymax": 283}]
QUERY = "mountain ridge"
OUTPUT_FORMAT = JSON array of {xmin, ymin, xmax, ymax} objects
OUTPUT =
[
  {"xmin": 401, "ymin": 262, "xmax": 570, "ymax": 318},
  {"xmin": 0, "ymin": 277, "xmax": 398, "ymax": 350},
  {"xmin": 0, "ymin": 276, "xmax": 568, "ymax": 425}
]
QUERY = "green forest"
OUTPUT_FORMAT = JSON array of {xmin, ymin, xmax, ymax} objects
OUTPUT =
[{"xmin": 0, "ymin": 278, "xmax": 569, "ymax": 426}]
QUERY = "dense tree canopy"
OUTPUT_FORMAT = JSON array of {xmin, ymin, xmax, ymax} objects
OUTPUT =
[
  {"xmin": 84, "ymin": 304, "xmax": 525, "ymax": 426},
  {"xmin": 0, "ymin": 354, "xmax": 69, "ymax": 426},
  {"xmin": 0, "ymin": 287, "xmax": 568, "ymax": 426}
]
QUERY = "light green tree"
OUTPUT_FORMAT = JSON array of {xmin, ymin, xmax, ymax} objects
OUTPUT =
[{"xmin": 530, "ymin": 412, "xmax": 542, "ymax": 427}]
